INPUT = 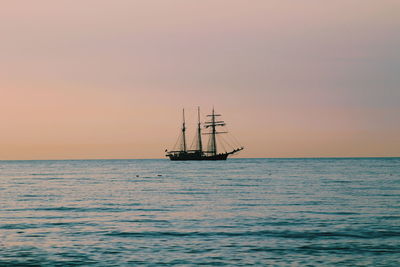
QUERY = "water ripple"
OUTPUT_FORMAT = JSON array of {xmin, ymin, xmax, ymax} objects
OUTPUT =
[{"xmin": 0, "ymin": 158, "xmax": 399, "ymax": 266}]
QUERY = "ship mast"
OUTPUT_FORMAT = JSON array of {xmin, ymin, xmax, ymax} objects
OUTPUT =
[
  {"xmin": 205, "ymin": 107, "xmax": 225, "ymax": 156},
  {"xmin": 182, "ymin": 108, "xmax": 187, "ymax": 152},
  {"xmin": 210, "ymin": 108, "xmax": 217, "ymax": 155},
  {"xmin": 197, "ymin": 107, "xmax": 203, "ymax": 152}
]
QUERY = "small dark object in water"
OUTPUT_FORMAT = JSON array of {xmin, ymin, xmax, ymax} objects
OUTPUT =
[
  {"xmin": 136, "ymin": 175, "xmax": 139, "ymax": 177},
  {"xmin": 157, "ymin": 174, "xmax": 162, "ymax": 177}
]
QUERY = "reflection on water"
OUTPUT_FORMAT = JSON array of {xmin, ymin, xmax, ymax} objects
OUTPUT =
[{"xmin": 1, "ymin": 158, "xmax": 400, "ymax": 266}]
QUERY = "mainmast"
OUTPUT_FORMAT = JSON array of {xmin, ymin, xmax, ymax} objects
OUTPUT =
[
  {"xmin": 197, "ymin": 107, "xmax": 203, "ymax": 152},
  {"xmin": 210, "ymin": 108, "xmax": 217, "ymax": 155},
  {"xmin": 182, "ymin": 108, "xmax": 187, "ymax": 152},
  {"xmin": 205, "ymin": 107, "xmax": 225, "ymax": 156}
]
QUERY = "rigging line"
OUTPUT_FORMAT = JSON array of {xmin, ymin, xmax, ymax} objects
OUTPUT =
[
  {"xmin": 225, "ymin": 126, "xmax": 242, "ymax": 147},
  {"xmin": 224, "ymin": 135, "xmax": 235, "ymax": 151},
  {"xmin": 207, "ymin": 134, "xmax": 213, "ymax": 154},
  {"xmin": 171, "ymin": 132, "xmax": 182, "ymax": 151},
  {"xmin": 219, "ymin": 126, "xmax": 236, "ymax": 148},
  {"xmin": 218, "ymin": 135, "xmax": 228, "ymax": 153},
  {"xmin": 219, "ymin": 134, "xmax": 234, "ymax": 151},
  {"xmin": 225, "ymin": 134, "xmax": 235, "ymax": 150},
  {"xmin": 226, "ymin": 133, "xmax": 239, "ymax": 149},
  {"xmin": 222, "ymin": 139, "xmax": 229, "ymax": 152},
  {"xmin": 189, "ymin": 133, "xmax": 197, "ymax": 150}
]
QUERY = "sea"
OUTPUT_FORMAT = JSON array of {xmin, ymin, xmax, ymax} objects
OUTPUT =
[{"xmin": 0, "ymin": 158, "xmax": 399, "ymax": 266}]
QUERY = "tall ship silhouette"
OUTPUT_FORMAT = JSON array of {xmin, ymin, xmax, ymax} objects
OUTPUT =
[{"xmin": 166, "ymin": 107, "xmax": 244, "ymax": 160}]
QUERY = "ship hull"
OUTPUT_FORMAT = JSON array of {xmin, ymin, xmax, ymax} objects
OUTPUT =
[{"xmin": 167, "ymin": 152, "xmax": 228, "ymax": 161}]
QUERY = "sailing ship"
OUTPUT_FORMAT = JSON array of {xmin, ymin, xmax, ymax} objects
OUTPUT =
[{"xmin": 165, "ymin": 107, "xmax": 244, "ymax": 160}]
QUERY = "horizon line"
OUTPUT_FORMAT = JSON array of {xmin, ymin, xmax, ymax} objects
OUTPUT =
[{"xmin": 1, "ymin": 156, "xmax": 399, "ymax": 162}]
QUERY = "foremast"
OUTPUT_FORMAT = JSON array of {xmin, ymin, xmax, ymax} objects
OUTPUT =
[{"xmin": 181, "ymin": 108, "xmax": 187, "ymax": 152}]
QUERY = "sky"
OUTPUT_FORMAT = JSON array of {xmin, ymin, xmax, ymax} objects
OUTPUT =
[{"xmin": 0, "ymin": 0, "xmax": 399, "ymax": 160}]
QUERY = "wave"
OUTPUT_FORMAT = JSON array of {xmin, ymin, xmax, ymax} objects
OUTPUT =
[{"xmin": 105, "ymin": 229, "xmax": 400, "ymax": 239}]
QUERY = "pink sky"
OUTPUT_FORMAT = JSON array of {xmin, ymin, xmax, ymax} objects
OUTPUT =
[{"xmin": 0, "ymin": 1, "xmax": 399, "ymax": 159}]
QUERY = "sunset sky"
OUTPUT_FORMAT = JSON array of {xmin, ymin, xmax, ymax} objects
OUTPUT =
[{"xmin": 1, "ymin": 1, "xmax": 399, "ymax": 160}]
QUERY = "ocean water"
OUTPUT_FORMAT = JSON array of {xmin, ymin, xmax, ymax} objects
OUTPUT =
[{"xmin": 0, "ymin": 158, "xmax": 399, "ymax": 266}]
